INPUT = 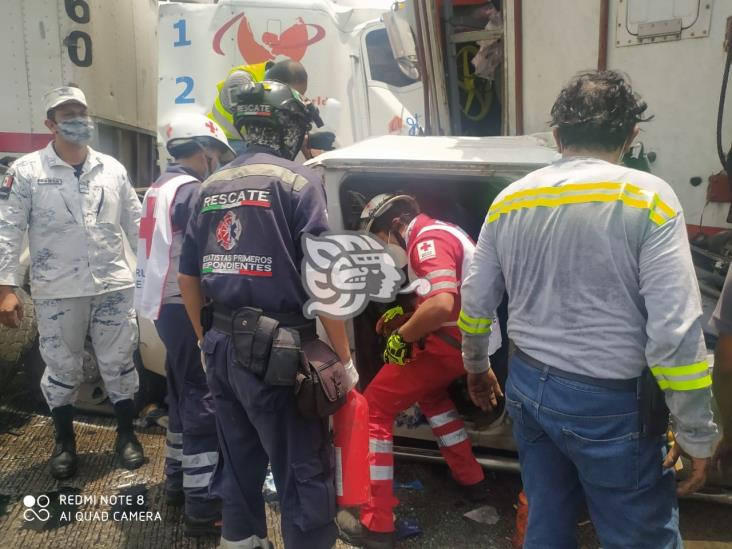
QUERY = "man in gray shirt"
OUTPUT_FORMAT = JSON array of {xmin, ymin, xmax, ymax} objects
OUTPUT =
[{"xmin": 460, "ymin": 71, "xmax": 717, "ymax": 548}]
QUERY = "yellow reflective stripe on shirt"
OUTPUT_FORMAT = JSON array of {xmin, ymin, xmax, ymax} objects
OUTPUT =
[
  {"xmin": 650, "ymin": 361, "xmax": 709, "ymax": 378},
  {"xmin": 655, "ymin": 376, "xmax": 712, "ymax": 391},
  {"xmin": 458, "ymin": 310, "xmax": 492, "ymax": 335},
  {"xmin": 651, "ymin": 361, "xmax": 712, "ymax": 391},
  {"xmin": 486, "ymin": 182, "xmax": 676, "ymax": 226}
]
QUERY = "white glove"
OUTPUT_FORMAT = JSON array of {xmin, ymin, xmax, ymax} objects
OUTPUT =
[
  {"xmin": 198, "ymin": 340, "xmax": 207, "ymax": 373},
  {"xmin": 343, "ymin": 358, "xmax": 359, "ymax": 391}
]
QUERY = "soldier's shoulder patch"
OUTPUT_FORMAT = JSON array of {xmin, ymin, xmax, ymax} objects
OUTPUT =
[{"xmin": 0, "ymin": 170, "xmax": 15, "ymax": 200}]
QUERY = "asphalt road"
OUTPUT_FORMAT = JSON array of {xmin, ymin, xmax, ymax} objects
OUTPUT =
[
  {"xmin": 1, "ymin": 368, "xmax": 731, "ymax": 548},
  {"xmin": 388, "ymin": 461, "xmax": 732, "ymax": 549}
]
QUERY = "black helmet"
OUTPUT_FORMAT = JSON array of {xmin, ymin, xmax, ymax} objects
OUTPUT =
[
  {"xmin": 233, "ymin": 80, "xmax": 324, "ymax": 133},
  {"xmin": 233, "ymin": 80, "xmax": 322, "ymax": 159}
]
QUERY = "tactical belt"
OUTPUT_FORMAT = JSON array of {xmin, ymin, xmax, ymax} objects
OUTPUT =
[
  {"xmin": 515, "ymin": 348, "xmax": 638, "ymax": 392},
  {"xmin": 209, "ymin": 303, "xmax": 316, "ymax": 342}
]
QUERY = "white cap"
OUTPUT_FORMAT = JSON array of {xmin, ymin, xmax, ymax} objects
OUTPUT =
[
  {"xmin": 164, "ymin": 112, "xmax": 236, "ymax": 163},
  {"xmin": 42, "ymin": 86, "xmax": 88, "ymax": 113}
]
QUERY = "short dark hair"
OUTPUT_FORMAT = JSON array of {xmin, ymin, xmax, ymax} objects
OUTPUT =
[
  {"xmin": 371, "ymin": 200, "xmax": 420, "ymax": 234},
  {"xmin": 550, "ymin": 70, "xmax": 651, "ymax": 151},
  {"xmin": 265, "ymin": 60, "xmax": 308, "ymax": 87}
]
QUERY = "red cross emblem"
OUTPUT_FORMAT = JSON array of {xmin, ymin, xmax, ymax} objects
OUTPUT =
[
  {"xmin": 206, "ymin": 121, "xmax": 217, "ymax": 135},
  {"xmin": 139, "ymin": 197, "xmax": 157, "ymax": 259},
  {"xmin": 417, "ymin": 239, "xmax": 436, "ymax": 262}
]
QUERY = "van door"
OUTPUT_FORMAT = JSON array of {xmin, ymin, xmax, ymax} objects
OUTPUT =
[{"xmin": 359, "ymin": 22, "xmax": 424, "ymax": 138}]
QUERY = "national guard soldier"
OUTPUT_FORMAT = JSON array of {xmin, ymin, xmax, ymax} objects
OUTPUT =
[
  {"xmin": 178, "ymin": 81, "xmax": 353, "ymax": 549},
  {"xmin": 0, "ymin": 86, "xmax": 144, "ymax": 479},
  {"xmin": 135, "ymin": 113, "xmax": 235, "ymax": 536}
]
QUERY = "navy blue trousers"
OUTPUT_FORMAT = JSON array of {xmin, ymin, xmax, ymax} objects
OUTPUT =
[
  {"xmin": 202, "ymin": 329, "xmax": 337, "ymax": 549},
  {"xmin": 505, "ymin": 353, "xmax": 682, "ymax": 549},
  {"xmin": 155, "ymin": 303, "xmax": 220, "ymax": 520}
]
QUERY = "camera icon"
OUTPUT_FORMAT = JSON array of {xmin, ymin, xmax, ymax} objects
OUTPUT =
[{"xmin": 23, "ymin": 494, "xmax": 51, "ymax": 522}]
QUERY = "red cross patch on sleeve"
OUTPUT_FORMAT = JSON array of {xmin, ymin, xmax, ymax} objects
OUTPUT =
[{"xmin": 417, "ymin": 239, "xmax": 436, "ymax": 262}]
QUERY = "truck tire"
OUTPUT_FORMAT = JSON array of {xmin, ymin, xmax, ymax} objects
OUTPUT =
[{"xmin": 0, "ymin": 286, "xmax": 38, "ymax": 367}]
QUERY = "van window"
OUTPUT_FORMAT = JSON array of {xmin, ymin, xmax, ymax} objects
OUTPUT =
[{"xmin": 365, "ymin": 28, "xmax": 418, "ymax": 88}]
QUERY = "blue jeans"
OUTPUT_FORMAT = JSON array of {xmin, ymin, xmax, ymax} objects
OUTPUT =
[{"xmin": 505, "ymin": 353, "xmax": 682, "ymax": 549}]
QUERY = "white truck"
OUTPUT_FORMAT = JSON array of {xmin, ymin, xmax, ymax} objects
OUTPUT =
[{"xmin": 157, "ymin": 0, "xmax": 425, "ymax": 151}]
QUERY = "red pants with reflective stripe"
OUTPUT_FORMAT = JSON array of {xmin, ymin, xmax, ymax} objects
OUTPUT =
[{"xmin": 360, "ymin": 349, "xmax": 484, "ymax": 533}]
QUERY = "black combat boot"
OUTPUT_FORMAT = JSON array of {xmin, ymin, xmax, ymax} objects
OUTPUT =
[
  {"xmin": 460, "ymin": 477, "xmax": 491, "ymax": 503},
  {"xmin": 113, "ymin": 399, "xmax": 145, "ymax": 470},
  {"xmin": 50, "ymin": 405, "xmax": 78, "ymax": 480}
]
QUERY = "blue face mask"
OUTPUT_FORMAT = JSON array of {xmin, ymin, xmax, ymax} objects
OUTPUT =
[{"xmin": 56, "ymin": 116, "xmax": 95, "ymax": 145}]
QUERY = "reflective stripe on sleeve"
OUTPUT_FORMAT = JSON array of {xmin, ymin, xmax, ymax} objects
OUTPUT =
[
  {"xmin": 458, "ymin": 310, "xmax": 492, "ymax": 335},
  {"xmin": 428, "ymin": 281, "xmax": 460, "ymax": 292},
  {"xmin": 427, "ymin": 409, "xmax": 460, "ymax": 428},
  {"xmin": 651, "ymin": 361, "xmax": 712, "ymax": 391},
  {"xmin": 369, "ymin": 439, "xmax": 393, "ymax": 454},
  {"xmin": 425, "ymin": 269, "xmax": 457, "ymax": 280},
  {"xmin": 370, "ymin": 465, "xmax": 393, "ymax": 481},
  {"xmin": 487, "ymin": 182, "xmax": 677, "ymax": 226},
  {"xmin": 437, "ymin": 428, "xmax": 469, "ymax": 448}
]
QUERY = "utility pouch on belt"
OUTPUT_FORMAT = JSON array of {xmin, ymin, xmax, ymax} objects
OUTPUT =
[
  {"xmin": 263, "ymin": 327, "xmax": 301, "ymax": 387},
  {"xmin": 232, "ymin": 307, "xmax": 272, "ymax": 376},
  {"xmin": 639, "ymin": 367, "xmax": 670, "ymax": 437},
  {"xmin": 295, "ymin": 339, "xmax": 347, "ymax": 418},
  {"xmin": 229, "ymin": 307, "xmax": 301, "ymax": 386}
]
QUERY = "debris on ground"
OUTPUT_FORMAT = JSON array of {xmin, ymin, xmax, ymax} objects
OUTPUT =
[
  {"xmin": 395, "ymin": 479, "xmax": 424, "ymax": 491},
  {"xmin": 137, "ymin": 404, "xmax": 168, "ymax": 430},
  {"xmin": 395, "ymin": 517, "xmax": 422, "ymax": 540},
  {"xmin": 463, "ymin": 504, "xmax": 500, "ymax": 525}
]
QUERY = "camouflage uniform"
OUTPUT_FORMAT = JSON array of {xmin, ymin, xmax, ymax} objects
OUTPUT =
[{"xmin": 0, "ymin": 143, "xmax": 141, "ymax": 409}]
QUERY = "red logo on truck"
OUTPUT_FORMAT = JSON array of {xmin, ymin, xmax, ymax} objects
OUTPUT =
[{"xmin": 213, "ymin": 13, "xmax": 325, "ymax": 64}]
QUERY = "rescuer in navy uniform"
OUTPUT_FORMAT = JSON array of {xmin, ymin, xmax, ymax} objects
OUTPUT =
[{"xmin": 178, "ymin": 81, "xmax": 352, "ymax": 549}]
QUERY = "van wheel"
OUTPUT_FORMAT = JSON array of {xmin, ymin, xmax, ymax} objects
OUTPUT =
[{"xmin": 0, "ymin": 286, "xmax": 38, "ymax": 368}]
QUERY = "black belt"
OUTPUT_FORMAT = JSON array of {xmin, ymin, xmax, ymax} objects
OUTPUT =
[
  {"xmin": 514, "ymin": 348, "xmax": 638, "ymax": 392},
  {"xmin": 210, "ymin": 303, "xmax": 316, "ymax": 341}
]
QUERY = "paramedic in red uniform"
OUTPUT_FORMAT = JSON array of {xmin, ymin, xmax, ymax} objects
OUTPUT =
[{"xmin": 337, "ymin": 194, "xmax": 501, "ymax": 549}]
